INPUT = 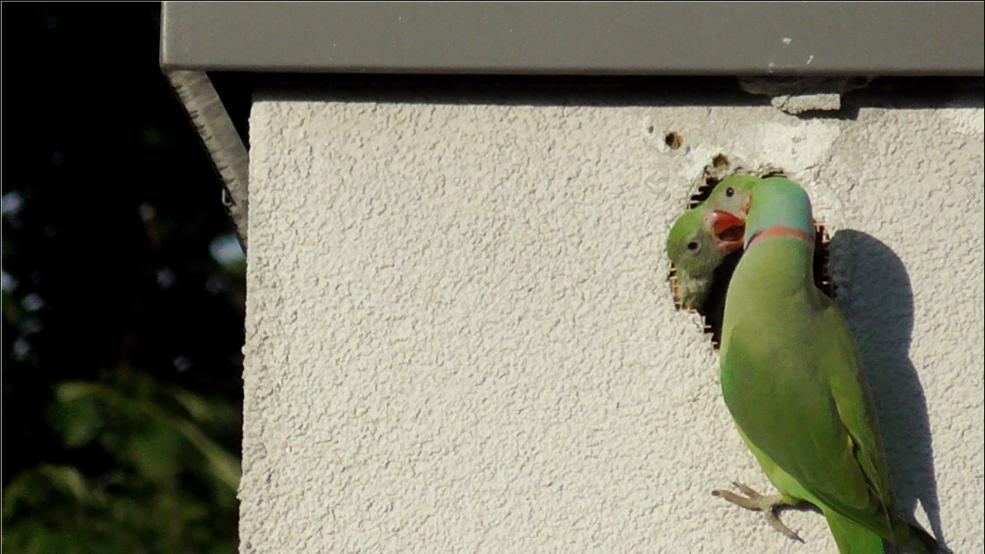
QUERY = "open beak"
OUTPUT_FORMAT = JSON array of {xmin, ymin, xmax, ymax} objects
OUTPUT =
[{"xmin": 712, "ymin": 210, "xmax": 745, "ymax": 253}]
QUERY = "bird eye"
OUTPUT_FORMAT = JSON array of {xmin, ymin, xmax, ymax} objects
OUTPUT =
[
  {"xmin": 725, "ymin": 187, "xmax": 735, "ymax": 197},
  {"xmin": 687, "ymin": 242, "xmax": 699, "ymax": 251}
]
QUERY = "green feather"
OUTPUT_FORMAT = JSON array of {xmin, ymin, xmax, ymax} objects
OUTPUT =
[
  {"xmin": 666, "ymin": 207, "xmax": 719, "ymax": 309},
  {"xmin": 666, "ymin": 174, "xmax": 764, "ymax": 309},
  {"xmin": 719, "ymin": 179, "xmax": 937, "ymax": 553}
]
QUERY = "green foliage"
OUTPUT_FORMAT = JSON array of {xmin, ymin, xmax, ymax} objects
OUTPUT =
[{"xmin": 4, "ymin": 372, "xmax": 241, "ymax": 554}]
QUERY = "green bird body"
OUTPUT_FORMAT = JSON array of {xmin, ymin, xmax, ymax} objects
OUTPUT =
[
  {"xmin": 719, "ymin": 178, "xmax": 936, "ymax": 553},
  {"xmin": 665, "ymin": 174, "xmax": 757, "ymax": 309}
]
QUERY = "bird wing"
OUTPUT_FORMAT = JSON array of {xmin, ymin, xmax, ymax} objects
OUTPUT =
[{"xmin": 720, "ymin": 303, "xmax": 893, "ymax": 535}]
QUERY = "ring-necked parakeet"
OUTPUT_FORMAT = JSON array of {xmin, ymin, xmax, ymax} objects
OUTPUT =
[
  {"xmin": 665, "ymin": 174, "xmax": 758, "ymax": 309},
  {"xmin": 715, "ymin": 177, "xmax": 937, "ymax": 553},
  {"xmin": 665, "ymin": 206, "xmax": 742, "ymax": 309}
]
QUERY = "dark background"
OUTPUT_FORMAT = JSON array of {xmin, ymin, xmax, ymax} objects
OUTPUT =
[{"xmin": 3, "ymin": 4, "xmax": 244, "ymax": 552}]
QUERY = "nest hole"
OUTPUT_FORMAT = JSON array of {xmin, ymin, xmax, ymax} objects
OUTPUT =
[{"xmin": 670, "ymin": 168, "xmax": 836, "ymax": 350}]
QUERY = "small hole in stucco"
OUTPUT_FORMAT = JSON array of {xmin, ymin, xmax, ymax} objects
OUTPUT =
[
  {"xmin": 664, "ymin": 132, "xmax": 683, "ymax": 150},
  {"xmin": 669, "ymin": 161, "xmax": 836, "ymax": 349}
]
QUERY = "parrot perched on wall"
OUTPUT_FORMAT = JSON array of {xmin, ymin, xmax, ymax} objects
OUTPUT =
[
  {"xmin": 713, "ymin": 177, "xmax": 937, "ymax": 553},
  {"xmin": 664, "ymin": 174, "xmax": 757, "ymax": 309}
]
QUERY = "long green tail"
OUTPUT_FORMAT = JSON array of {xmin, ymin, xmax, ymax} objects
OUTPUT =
[
  {"xmin": 825, "ymin": 509, "xmax": 885, "ymax": 554},
  {"xmin": 825, "ymin": 508, "xmax": 939, "ymax": 554}
]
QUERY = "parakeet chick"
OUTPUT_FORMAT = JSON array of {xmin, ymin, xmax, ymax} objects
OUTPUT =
[
  {"xmin": 666, "ymin": 207, "xmax": 741, "ymax": 309},
  {"xmin": 665, "ymin": 174, "xmax": 759, "ymax": 309}
]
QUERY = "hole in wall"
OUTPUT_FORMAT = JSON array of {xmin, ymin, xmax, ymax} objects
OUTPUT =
[
  {"xmin": 664, "ymin": 131, "xmax": 683, "ymax": 150},
  {"xmin": 669, "ymin": 157, "xmax": 836, "ymax": 349}
]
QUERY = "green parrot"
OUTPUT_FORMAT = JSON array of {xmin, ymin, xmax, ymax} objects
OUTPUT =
[
  {"xmin": 665, "ymin": 174, "xmax": 757, "ymax": 309},
  {"xmin": 714, "ymin": 177, "xmax": 937, "ymax": 553}
]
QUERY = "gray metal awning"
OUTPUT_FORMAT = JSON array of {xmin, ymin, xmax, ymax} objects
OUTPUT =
[{"xmin": 161, "ymin": 2, "xmax": 983, "ymax": 76}]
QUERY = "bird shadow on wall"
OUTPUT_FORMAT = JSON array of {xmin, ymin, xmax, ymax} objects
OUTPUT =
[{"xmin": 828, "ymin": 229, "xmax": 946, "ymax": 550}]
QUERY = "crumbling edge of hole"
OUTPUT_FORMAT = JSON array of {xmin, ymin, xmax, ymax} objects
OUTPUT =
[{"xmin": 669, "ymin": 159, "xmax": 836, "ymax": 351}]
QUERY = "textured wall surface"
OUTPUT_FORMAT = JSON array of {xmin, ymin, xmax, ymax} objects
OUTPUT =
[{"xmin": 243, "ymin": 90, "xmax": 983, "ymax": 553}]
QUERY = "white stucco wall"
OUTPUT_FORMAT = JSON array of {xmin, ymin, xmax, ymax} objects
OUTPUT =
[{"xmin": 242, "ymin": 91, "xmax": 984, "ymax": 553}]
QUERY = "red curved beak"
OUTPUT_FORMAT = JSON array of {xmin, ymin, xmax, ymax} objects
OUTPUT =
[{"xmin": 712, "ymin": 210, "xmax": 745, "ymax": 253}]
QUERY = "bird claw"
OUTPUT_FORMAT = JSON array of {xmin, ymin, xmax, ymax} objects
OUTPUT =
[{"xmin": 712, "ymin": 481, "xmax": 805, "ymax": 543}]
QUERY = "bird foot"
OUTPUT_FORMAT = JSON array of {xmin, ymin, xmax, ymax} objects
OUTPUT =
[{"xmin": 712, "ymin": 481, "xmax": 805, "ymax": 543}]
